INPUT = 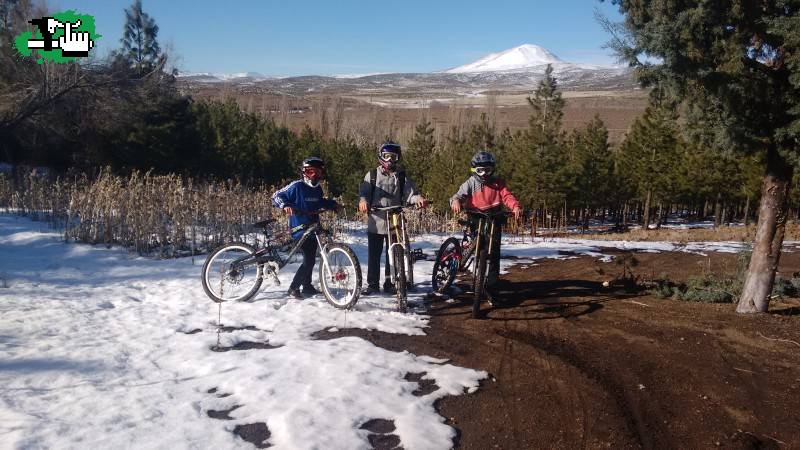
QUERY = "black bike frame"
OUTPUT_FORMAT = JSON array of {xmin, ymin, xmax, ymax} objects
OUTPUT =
[
  {"xmin": 230, "ymin": 222, "xmax": 325, "ymax": 272},
  {"xmin": 467, "ymin": 210, "xmax": 510, "ymax": 276}
]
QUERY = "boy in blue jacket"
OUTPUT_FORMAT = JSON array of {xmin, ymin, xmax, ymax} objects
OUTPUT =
[{"xmin": 272, "ymin": 157, "xmax": 339, "ymax": 299}]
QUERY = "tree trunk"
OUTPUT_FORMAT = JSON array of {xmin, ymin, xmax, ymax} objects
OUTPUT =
[
  {"xmin": 713, "ymin": 192, "xmax": 722, "ymax": 228},
  {"xmin": 643, "ymin": 189, "xmax": 652, "ymax": 230},
  {"xmin": 622, "ymin": 202, "xmax": 629, "ymax": 226},
  {"xmin": 737, "ymin": 146, "xmax": 793, "ymax": 314},
  {"xmin": 655, "ymin": 202, "xmax": 663, "ymax": 229}
]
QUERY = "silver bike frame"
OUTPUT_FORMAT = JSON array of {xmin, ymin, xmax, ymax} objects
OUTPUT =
[{"xmin": 377, "ymin": 207, "xmax": 414, "ymax": 288}]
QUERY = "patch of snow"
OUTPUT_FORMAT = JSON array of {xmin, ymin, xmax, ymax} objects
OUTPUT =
[{"xmin": 0, "ymin": 215, "xmax": 484, "ymax": 449}]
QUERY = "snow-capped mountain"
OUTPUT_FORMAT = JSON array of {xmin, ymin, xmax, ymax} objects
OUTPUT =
[
  {"xmin": 445, "ymin": 44, "xmax": 564, "ymax": 73},
  {"xmin": 176, "ymin": 44, "xmax": 634, "ymax": 99},
  {"xmin": 176, "ymin": 71, "xmax": 270, "ymax": 83}
]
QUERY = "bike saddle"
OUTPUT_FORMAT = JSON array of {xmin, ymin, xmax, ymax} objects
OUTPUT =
[{"xmin": 457, "ymin": 219, "xmax": 471, "ymax": 227}]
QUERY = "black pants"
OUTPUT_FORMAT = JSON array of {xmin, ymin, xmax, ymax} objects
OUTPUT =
[
  {"xmin": 367, "ymin": 232, "xmax": 391, "ymax": 287},
  {"xmin": 290, "ymin": 236, "xmax": 318, "ymax": 290}
]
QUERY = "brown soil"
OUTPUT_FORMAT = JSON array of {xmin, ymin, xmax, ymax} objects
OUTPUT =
[{"xmin": 329, "ymin": 250, "xmax": 800, "ymax": 449}]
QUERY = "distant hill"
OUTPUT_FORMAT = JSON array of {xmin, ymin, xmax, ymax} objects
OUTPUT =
[{"xmin": 177, "ymin": 44, "xmax": 635, "ymax": 100}]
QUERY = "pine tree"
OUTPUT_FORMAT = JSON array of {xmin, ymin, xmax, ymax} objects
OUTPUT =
[
  {"xmin": 405, "ymin": 119, "xmax": 436, "ymax": 196},
  {"xmin": 120, "ymin": 0, "xmax": 161, "ymax": 75},
  {"xmin": 570, "ymin": 115, "xmax": 613, "ymax": 228},
  {"xmin": 427, "ymin": 126, "xmax": 472, "ymax": 211},
  {"xmin": 514, "ymin": 64, "xmax": 568, "ymax": 213},
  {"xmin": 618, "ymin": 93, "xmax": 680, "ymax": 230}
]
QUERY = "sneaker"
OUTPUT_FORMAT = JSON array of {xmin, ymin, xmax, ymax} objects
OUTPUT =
[
  {"xmin": 383, "ymin": 281, "xmax": 396, "ymax": 294},
  {"xmin": 362, "ymin": 285, "xmax": 381, "ymax": 296},
  {"xmin": 302, "ymin": 285, "xmax": 319, "ymax": 297},
  {"xmin": 287, "ymin": 287, "xmax": 303, "ymax": 300}
]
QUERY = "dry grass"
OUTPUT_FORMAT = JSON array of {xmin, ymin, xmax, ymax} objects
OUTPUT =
[
  {"xmin": 5, "ymin": 170, "xmax": 793, "ymax": 259},
  {"xmin": 1, "ymin": 170, "xmax": 279, "ymax": 256}
]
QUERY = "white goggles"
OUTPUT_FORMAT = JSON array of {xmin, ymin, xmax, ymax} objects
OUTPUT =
[
  {"xmin": 380, "ymin": 152, "xmax": 399, "ymax": 162},
  {"xmin": 474, "ymin": 167, "xmax": 493, "ymax": 176}
]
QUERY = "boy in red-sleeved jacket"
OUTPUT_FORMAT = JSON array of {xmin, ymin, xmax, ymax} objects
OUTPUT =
[{"xmin": 450, "ymin": 151, "xmax": 522, "ymax": 301}]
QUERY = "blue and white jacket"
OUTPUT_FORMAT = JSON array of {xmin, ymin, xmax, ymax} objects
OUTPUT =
[{"xmin": 272, "ymin": 180, "xmax": 338, "ymax": 238}]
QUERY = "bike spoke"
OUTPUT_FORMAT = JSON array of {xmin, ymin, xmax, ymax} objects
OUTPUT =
[
  {"xmin": 204, "ymin": 246, "xmax": 261, "ymax": 302},
  {"xmin": 321, "ymin": 248, "xmax": 358, "ymax": 307}
]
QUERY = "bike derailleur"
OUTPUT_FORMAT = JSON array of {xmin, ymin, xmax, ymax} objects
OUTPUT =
[{"xmin": 264, "ymin": 261, "xmax": 281, "ymax": 285}]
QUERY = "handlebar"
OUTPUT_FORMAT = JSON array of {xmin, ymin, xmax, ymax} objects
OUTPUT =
[
  {"xmin": 283, "ymin": 207, "xmax": 337, "ymax": 216},
  {"xmin": 372, "ymin": 205, "xmax": 407, "ymax": 212},
  {"xmin": 465, "ymin": 209, "xmax": 513, "ymax": 219},
  {"xmin": 372, "ymin": 202, "xmax": 428, "ymax": 212}
]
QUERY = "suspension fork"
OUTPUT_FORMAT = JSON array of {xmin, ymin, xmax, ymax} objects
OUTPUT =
[
  {"xmin": 399, "ymin": 211, "xmax": 414, "ymax": 285},
  {"xmin": 471, "ymin": 218, "xmax": 480, "ymax": 277},
  {"xmin": 315, "ymin": 232, "xmax": 331, "ymax": 272},
  {"xmin": 386, "ymin": 212, "xmax": 404, "ymax": 280},
  {"xmin": 488, "ymin": 218, "xmax": 497, "ymax": 261}
]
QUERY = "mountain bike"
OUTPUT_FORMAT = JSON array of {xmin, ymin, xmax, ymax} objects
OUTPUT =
[
  {"xmin": 373, "ymin": 205, "xmax": 416, "ymax": 313},
  {"xmin": 431, "ymin": 218, "xmax": 475, "ymax": 294},
  {"xmin": 201, "ymin": 216, "xmax": 362, "ymax": 309},
  {"xmin": 467, "ymin": 209, "xmax": 511, "ymax": 319}
]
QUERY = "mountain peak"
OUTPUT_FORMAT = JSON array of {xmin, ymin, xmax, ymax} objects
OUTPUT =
[{"xmin": 444, "ymin": 44, "xmax": 564, "ymax": 73}]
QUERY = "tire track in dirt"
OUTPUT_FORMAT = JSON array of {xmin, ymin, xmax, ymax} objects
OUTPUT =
[{"xmin": 431, "ymin": 303, "xmax": 641, "ymax": 449}]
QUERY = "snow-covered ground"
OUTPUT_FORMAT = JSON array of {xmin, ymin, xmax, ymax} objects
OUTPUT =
[
  {"xmin": 0, "ymin": 214, "xmax": 784, "ymax": 449},
  {"xmin": 0, "ymin": 215, "xmax": 481, "ymax": 450}
]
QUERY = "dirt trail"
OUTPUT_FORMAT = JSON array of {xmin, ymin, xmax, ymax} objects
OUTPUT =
[{"xmin": 332, "ymin": 251, "xmax": 800, "ymax": 449}]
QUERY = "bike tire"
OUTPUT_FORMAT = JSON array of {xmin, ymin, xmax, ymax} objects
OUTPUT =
[
  {"xmin": 472, "ymin": 249, "xmax": 488, "ymax": 319},
  {"xmin": 319, "ymin": 243, "xmax": 362, "ymax": 310},
  {"xmin": 201, "ymin": 242, "xmax": 263, "ymax": 303},
  {"xmin": 394, "ymin": 250, "xmax": 408, "ymax": 313},
  {"xmin": 432, "ymin": 237, "xmax": 460, "ymax": 294}
]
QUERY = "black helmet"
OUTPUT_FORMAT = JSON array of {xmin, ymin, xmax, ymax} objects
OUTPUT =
[
  {"xmin": 470, "ymin": 151, "xmax": 496, "ymax": 181},
  {"xmin": 378, "ymin": 141, "xmax": 401, "ymax": 171},
  {"xmin": 471, "ymin": 151, "xmax": 496, "ymax": 168},
  {"xmin": 302, "ymin": 156, "xmax": 325, "ymax": 169},
  {"xmin": 301, "ymin": 156, "xmax": 325, "ymax": 187}
]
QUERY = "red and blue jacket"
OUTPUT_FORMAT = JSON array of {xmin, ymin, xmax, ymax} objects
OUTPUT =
[{"xmin": 272, "ymin": 180, "xmax": 337, "ymax": 238}]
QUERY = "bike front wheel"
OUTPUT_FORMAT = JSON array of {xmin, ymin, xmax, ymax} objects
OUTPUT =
[
  {"xmin": 432, "ymin": 237, "xmax": 461, "ymax": 294},
  {"xmin": 202, "ymin": 242, "xmax": 263, "ymax": 303},
  {"xmin": 319, "ymin": 243, "xmax": 362, "ymax": 309},
  {"xmin": 394, "ymin": 250, "xmax": 408, "ymax": 313},
  {"xmin": 472, "ymin": 249, "xmax": 488, "ymax": 319}
]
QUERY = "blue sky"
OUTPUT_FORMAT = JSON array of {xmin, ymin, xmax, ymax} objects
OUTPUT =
[{"xmin": 54, "ymin": 0, "xmax": 624, "ymax": 75}]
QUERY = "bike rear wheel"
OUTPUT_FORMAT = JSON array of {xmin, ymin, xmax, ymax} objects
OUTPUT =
[
  {"xmin": 472, "ymin": 249, "xmax": 488, "ymax": 319},
  {"xmin": 202, "ymin": 242, "xmax": 263, "ymax": 303},
  {"xmin": 432, "ymin": 237, "xmax": 460, "ymax": 294},
  {"xmin": 394, "ymin": 250, "xmax": 408, "ymax": 313},
  {"xmin": 319, "ymin": 243, "xmax": 362, "ymax": 309}
]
